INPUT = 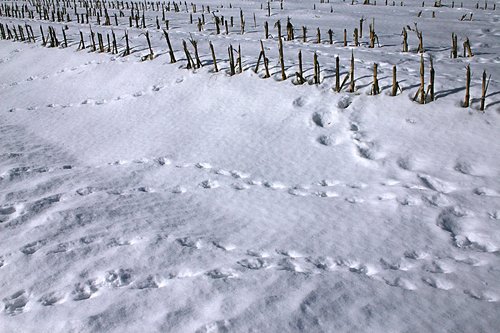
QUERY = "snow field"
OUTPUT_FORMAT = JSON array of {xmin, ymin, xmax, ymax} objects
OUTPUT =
[{"xmin": 1, "ymin": 0, "xmax": 500, "ymax": 332}]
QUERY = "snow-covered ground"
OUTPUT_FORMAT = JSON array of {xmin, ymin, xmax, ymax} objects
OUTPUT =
[{"xmin": 1, "ymin": 0, "xmax": 500, "ymax": 332}]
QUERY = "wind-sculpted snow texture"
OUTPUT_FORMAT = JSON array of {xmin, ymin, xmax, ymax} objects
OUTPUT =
[{"xmin": 1, "ymin": 0, "xmax": 500, "ymax": 332}]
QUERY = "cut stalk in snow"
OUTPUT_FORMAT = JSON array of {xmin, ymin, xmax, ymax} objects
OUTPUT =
[
  {"xmin": 463, "ymin": 64, "xmax": 470, "ymax": 107},
  {"xmin": 210, "ymin": 41, "xmax": 218, "ymax": 72}
]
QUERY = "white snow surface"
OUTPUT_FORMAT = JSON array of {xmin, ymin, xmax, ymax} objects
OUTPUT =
[{"xmin": 1, "ymin": 0, "xmax": 500, "ymax": 332}]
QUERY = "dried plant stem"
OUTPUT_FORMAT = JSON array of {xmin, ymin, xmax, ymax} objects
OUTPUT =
[
  {"xmin": 210, "ymin": 41, "xmax": 218, "ymax": 72},
  {"xmin": 349, "ymin": 51, "xmax": 355, "ymax": 92},
  {"xmin": 163, "ymin": 30, "xmax": 176, "ymax": 63},
  {"xmin": 295, "ymin": 50, "xmax": 305, "ymax": 84},
  {"xmin": 463, "ymin": 64, "xmax": 470, "ymax": 107},
  {"xmin": 392, "ymin": 65, "xmax": 400, "ymax": 96},
  {"xmin": 480, "ymin": 70, "xmax": 491, "ymax": 111},
  {"xmin": 372, "ymin": 63, "xmax": 380, "ymax": 95}
]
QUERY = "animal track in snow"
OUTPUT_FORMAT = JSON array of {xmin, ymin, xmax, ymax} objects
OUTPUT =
[
  {"xmin": 0, "ymin": 206, "xmax": 16, "ymax": 223},
  {"xmin": 418, "ymin": 174, "xmax": 455, "ymax": 194},
  {"xmin": 379, "ymin": 258, "xmax": 406, "ymax": 271},
  {"xmin": 38, "ymin": 291, "xmax": 65, "ymax": 306},
  {"xmin": 436, "ymin": 206, "xmax": 500, "ymax": 253},
  {"xmin": 232, "ymin": 183, "xmax": 250, "ymax": 190},
  {"xmin": 473, "ymin": 187, "xmax": 499, "ymax": 197},
  {"xmin": 464, "ymin": 289, "xmax": 498, "ymax": 302},
  {"xmin": 337, "ymin": 96, "xmax": 352, "ymax": 109},
  {"xmin": 200, "ymin": 179, "xmax": 220, "ymax": 189},
  {"xmin": 277, "ymin": 258, "xmax": 309, "ymax": 273},
  {"xmin": 454, "ymin": 160, "xmax": 474, "ymax": 175},
  {"xmin": 72, "ymin": 279, "xmax": 100, "ymax": 301},
  {"xmin": 348, "ymin": 122, "xmax": 383, "ymax": 161},
  {"xmin": 315, "ymin": 191, "xmax": 339, "ymax": 198},
  {"xmin": 105, "ymin": 269, "xmax": 133, "ymax": 288},
  {"xmin": 0, "ymin": 152, "xmax": 434, "ymax": 209},
  {"xmin": 20, "ymin": 240, "xmax": 47, "ymax": 255},
  {"xmin": 289, "ymin": 187, "xmax": 310, "ymax": 197},
  {"xmin": 422, "ymin": 277, "xmax": 454, "ymax": 290},
  {"xmin": 177, "ymin": 237, "xmax": 201, "ymax": 249},
  {"xmin": 205, "ymin": 269, "xmax": 237, "ymax": 279},
  {"xmin": 317, "ymin": 134, "xmax": 339, "ymax": 146},
  {"xmin": 9, "ymin": 237, "xmax": 496, "ymax": 309},
  {"xmin": 212, "ymin": 241, "xmax": 236, "ymax": 252},
  {"xmin": 196, "ymin": 162, "xmax": 212, "ymax": 169},
  {"xmin": 172, "ymin": 185, "xmax": 187, "ymax": 194},
  {"xmin": 263, "ymin": 181, "xmax": 287, "ymax": 190},
  {"xmin": 237, "ymin": 258, "xmax": 269, "ymax": 270},
  {"xmin": 0, "ymin": 60, "xmax": 107, "ymax": 91},
  {"xmin": 384, "ymin": 277, "xmax": 418, "ymax": 291},
  {"xmin": 133, "ymin": 275, "xmax": 161, "ymax": 289},
  {"xmin": 312, "ymin": 110, "xmax": 336, "ymax": 128},
  {"xmin": 3, "ymin": 165, "xmax": 50, "ymax": 181},
  {"xmin": 306, "ymin": 256, "xmax": 336, "ymax": 271},
  {"xmin": 292, "ymin": 96, "xmax": 307, "ymax": 108},
  {"xmin": 3, "ymin": 290, "xmax": 29, "ymax": 316}
]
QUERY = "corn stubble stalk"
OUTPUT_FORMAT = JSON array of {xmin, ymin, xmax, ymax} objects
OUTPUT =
[
  {"xmin": 214, "ymin": 15, "xmax": 221, "ymax": 34},
  {"xmin": 349, "ymin": 51, "xmax": 355, "ymax": 92},
  {"xmin": 227, "ymin": 45, "xmax": 235, "ymax": 76},
  {"xmin": 463, "ymin": 64, "xmax": 470, "ymax": 107},
  {"xmin": 209, "ymin": 41, "xmax": 218, "ymax": 72},
  {"xmin": 141, "ymin": 31, "xmax": 154, "ymax": 60},
  {"xmin": 286, "ymin": 18, "xmax": 294, "ymax": 40},
  {"xmin": 335, "ymin": 56, "xmax": 340, "ymax": 92},
  {"xmin": 480, "ymin": 70, "xmax": 491, "ymax": 112},
  {"xmin": 240, "ymin": 9, "xmax": 245, "ymax": 34},
  {"xmin": 261, "ymin": 41, "xmax": 270, "ymax": 78},
  {"xmin": 106, "ymin": 34, "xmax": 111, "ymax": 53},
  {"xmin": 237, "ymin": 44, "xmax": 242, "ymax": 73},
  {"xmin": 313, "ymin": 52, "xmax": 320, "ymax": 85},
  {"xmin": 413, "ymin": 54, "xmax": 426, "ymax": 104},
  {"xmin": 40, "ymin": 25, "xmax": 46, "ymax": 45},
  {"xmin": 426, "ymin": 56, "xmax": 435, "ymax": 101},
  {"xmin": 391, "ymin": 65, "xmax": 400, "ymax": 96},
  {"xmin": 78, "ymin": 30, "xmax": 85, "ymax": 50},
  {"xmin": 360, "ymin": 17, "xmax": 365, "ymax": 37},
  {"xmin": 275, "ymin": 20, "xmax": 286, "ymax": 81},
  {"xmin": 190, "ymin": 38, "xmax": 202, "ymax": 68},
  {"xmin": 197, "ymin": 18, "xmax": 202, "ymax": 32},
  {"xmin": 295, "ymin": 50, "xmax": 305, "ymax": 84},
  {"xmin": 451, "ymin": 33, "xmax": 458, "ymax": 58},
  {"xmin": 26, "ymin": 24, "xmax": 35, "ymax": 43},
  {"xmin": 98, "ymin": 32, "xmax": 104, "ymax": 52},
  {"xmin": 402, "ymin": 27, "xmax": 408, "ymax": 52},
  {"xmin": 182, "ymin": 40, "xmax": 195, "ymax": 69},
  {"xmin": 90, "ymin": 26, "xmax": 96, "ymax": 51},
  {"xmin": 416, "ymin": 29, "xmax": 424, "ymax": 53},
  {"xmin": 369, "ymin": 20, "xmax": 379, "ymax": 48},
  {"xmin": 112, "ymin": 31, "xmax": 118, "ymax": 54},
  {"xmin": 372, "ymin": 63, "xmax": 380, "ymax": 95},
  {"xmin": 163, "ymin": 30, "xmax": 176, "ymax": 63},
  {"xmin": 62, "ymin": 27, "xmax": 67, "ymax": 47},
  {"xmin": 463, "ymin": 37, "xmax": 473, "ymax": 57},
  {"xmin": 0, "ymin": 24, "xmax": 6, "ymax": 40},
  {"xmin": 48, "ymin": 26, "xmax": 59, "ymax": 47},
  {"xmin": 18, "ymin": 25, "xmax": 25, "ymax": 42}
]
